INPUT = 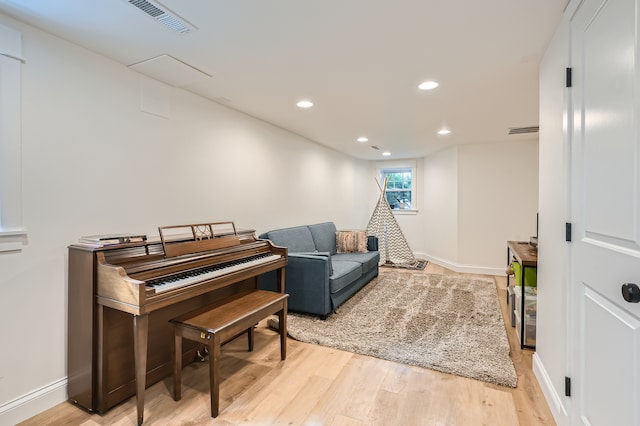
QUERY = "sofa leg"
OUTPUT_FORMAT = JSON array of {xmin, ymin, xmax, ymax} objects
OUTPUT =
[{"xmin": 320, "ymin": 314, "xmax": 328, "ymax": 320}]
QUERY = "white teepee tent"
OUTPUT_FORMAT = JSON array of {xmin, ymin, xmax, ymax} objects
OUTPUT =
[{"xmin": 366, "ymin": 177, "xmax": 417, "ymax": 266}]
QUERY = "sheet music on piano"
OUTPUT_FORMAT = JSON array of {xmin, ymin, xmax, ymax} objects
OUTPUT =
[{"xmin": 67, "ymin": 221, "xmax": 288, "ymax": 423}]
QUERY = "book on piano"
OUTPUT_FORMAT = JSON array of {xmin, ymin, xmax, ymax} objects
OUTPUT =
[{"xmin": 78, "ymin": 233, "xmax": 147, "ymax": 246}]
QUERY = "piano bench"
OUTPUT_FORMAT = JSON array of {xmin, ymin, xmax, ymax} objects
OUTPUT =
[{"xmin": 170, "ymin": 289, "xmax": 288, "ymax": 418}]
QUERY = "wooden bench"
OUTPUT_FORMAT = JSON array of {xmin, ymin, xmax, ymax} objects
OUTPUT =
[{"xmin": 170, "ymin": 290, "xmax": 288, "ymax": 417}]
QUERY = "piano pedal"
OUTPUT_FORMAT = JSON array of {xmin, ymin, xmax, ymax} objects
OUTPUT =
[{"xmin": 195, "ymin": 347, "xmax": 208, "ymax": 362}]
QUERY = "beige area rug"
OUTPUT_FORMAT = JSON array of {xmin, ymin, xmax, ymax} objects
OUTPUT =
[{"xmin": 284, "ymin": 271, "xmax": 517, "ymax": 387}]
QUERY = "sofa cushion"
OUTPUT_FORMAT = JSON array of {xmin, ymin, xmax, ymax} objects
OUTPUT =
[
  {"xmin": 329, "ymin": 260, "xmax": 362, "ymax": 294},
  {"xmin": 336, "ymin": 230, "xmax": 368, "ymax": 253},
  {"xmin": 332, "ymin": 251, "xmax": 380, "ymax": 272},
  {"xmin": 266, "ymin": 226, "xmax": 317, "ymax": 253},
  {"xmin": 308, "ymin": 222, "xmax": 337, "ymax": 254}
]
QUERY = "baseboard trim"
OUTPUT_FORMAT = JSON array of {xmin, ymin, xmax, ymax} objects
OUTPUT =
[
  {"xmin": 416, "ymin": 252, "xmax": 505, "ymax": 276},
  {"xmin": 533, "ymin": 353, "xmax": 569, "ymax": 426},
  {"xmin": 0, "ymin": 377, "xmax": 67, "ymax": 425}
]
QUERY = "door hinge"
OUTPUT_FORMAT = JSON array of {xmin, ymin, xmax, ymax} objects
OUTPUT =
[
  {"xmin": 566, "ymin": 68, "xmax": 572, "ymax": 88},
  {"xmin": 565, "ymin": 376, "xmax": 572, "ymax": 397},
  {"xmin": 565, "ymin": 222, "xmax": 572, "ymax": 242}
]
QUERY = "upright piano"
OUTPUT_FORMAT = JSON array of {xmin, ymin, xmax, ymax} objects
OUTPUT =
[{"xmin": 67, "ymin": 222, "xmax": 287, "ymax": 424}]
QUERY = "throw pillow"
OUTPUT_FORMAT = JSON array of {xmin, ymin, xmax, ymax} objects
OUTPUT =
[{"xmin": 336, "ymin": 230, "xmax": 368, "ymax": 253}]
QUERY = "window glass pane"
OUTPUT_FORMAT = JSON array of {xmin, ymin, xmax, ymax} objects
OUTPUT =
[
  {"xmin": 0, "ymin": 24, "xmax": 23, "ymax": 230},
  {"xmin": 380, "ymin": 167, "xmax": 414, "ymax": 209}
]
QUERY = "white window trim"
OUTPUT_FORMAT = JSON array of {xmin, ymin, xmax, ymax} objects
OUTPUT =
[
  {"xmin": 0, "ymin": 23, "xmax": 26, "ymax": 252},
  {"xmin": 376, "ymin": 160, "xmax": 418, "ymax": 214}
]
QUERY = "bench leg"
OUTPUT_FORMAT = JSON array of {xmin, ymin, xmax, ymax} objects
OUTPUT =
[
  {"xmin": 173, "ymin": 331, "xmax": 182, "ymax": 401},
  {"xmin": 208, "ymin": 335, "xmax": 221, "ymax": 417},
  {"xmin": 278, "ymin": 304, "xmax": 287, "ymax": 361},
  {"xmin": 247, "ymin": 326, "xmax": 254, "ymax": 352}
]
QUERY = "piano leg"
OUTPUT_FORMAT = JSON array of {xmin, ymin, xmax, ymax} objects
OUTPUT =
[
  {"xmin": 133, "ymin": 313, "xmax": 149, "ymax": 425},
  {"xmin": 277, "ymin": 267, "xmax": 285, "ymax": 293}
]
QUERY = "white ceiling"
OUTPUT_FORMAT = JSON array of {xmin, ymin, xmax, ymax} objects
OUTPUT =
[{"xmin": 0, "ymin": 0, "xmax": 568, "ymax": 160}]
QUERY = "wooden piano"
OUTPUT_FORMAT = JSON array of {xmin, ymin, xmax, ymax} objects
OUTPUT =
[{"xmin": 67, "ymin": 222, "xmax": 287, "ymax": 424}]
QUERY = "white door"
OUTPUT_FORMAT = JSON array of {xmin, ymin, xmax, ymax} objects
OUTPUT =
[{"xmin": 570, "ymin": 0, "xmax": 640, "ymax": 425}]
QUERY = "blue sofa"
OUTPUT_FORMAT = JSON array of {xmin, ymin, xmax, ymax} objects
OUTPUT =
[{"xmin": 257, "ymin": 222, "xmax": 379, "ymax": 319}]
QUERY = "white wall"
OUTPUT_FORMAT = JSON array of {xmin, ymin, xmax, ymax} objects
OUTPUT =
[
  {"xmin": 419, "ymin": 141, "xmax": 538, "ymax": 274},
  {"xmin": 0, "ymin": 14, "xmax": 375, "ymax": 424},
  {"xmin": 534, "ymin": 9, "xmax": 571, "ymax": 425},
  {"xmin": 457, "ymin": 141, "xmax": 539, "ymax": 268},
  {"xmin": 422, "ymin": 146, "xmax": 459, "ymax": 264}
]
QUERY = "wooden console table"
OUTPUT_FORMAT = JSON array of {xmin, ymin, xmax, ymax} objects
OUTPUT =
[{"xmin": 506, "ymin": 241, "xmax": 538, "ymax": 349}]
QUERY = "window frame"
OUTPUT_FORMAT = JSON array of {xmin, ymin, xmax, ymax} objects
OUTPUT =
[
  {"xmin": 376, "ymin": 160, "xmax": 418, "ymax": 214},
  {"xmin": 0, "ymin": 23, "xmax": 27, "ymax": 251}
]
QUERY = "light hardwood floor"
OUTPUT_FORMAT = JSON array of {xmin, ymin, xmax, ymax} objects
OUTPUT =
[{"xmin": 20, "ymin": 264, "xmax": 555, "ymax": 425}]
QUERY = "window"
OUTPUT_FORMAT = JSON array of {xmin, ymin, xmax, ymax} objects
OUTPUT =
[
  {"xmin": 381, "ymin": 168, "xmax": 413, "ymax": 209},
  {"xmin": 377, "ymin": 160, "xmax": 417, "ymax": 211},
  {"xmin": 0, "ymin": 23, "xmax": 26, "ymax": 249}
]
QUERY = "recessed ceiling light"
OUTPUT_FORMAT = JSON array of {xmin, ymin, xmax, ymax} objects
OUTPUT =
[
  {"xmin": 437, "ymin": 129, "xmax": 451, "ymax": 135},
  {"xmin": 357, "ymin": 137, "xmax": 369, "ymax": 143},
  {"xmin": 296, "ymin": 100, "xmax": 314, "ymax": 108},
  {"xmin": 382, "ymin": 151, "xmax": 391, "ymax": 157},
  {"xmin": 418, "ymin": 81, "xmax": 439, "ymax": 90}
]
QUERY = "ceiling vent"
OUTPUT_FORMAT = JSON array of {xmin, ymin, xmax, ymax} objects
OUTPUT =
[
  {"xmin": 508, "ymin": 126, "xmax": 539, "ymax": 135},
  {"xmin": 370, "ymin": 145, "xmax": 381, "ymax": 150},
  {"xmin": 127, "ymin": 0, "xmax": 197, "ymax": 34}
]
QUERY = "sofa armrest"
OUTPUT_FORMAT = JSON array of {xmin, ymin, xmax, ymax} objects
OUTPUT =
[
  {"xmin": 367, "ymin": 235, "xmax": 379, "ymax": 252},
  {"xmin": 257, "ymin": 252, "xmax": 333, "ymax": 317},
  {"xmin": 293, "ymin": 252, "xmax": 332, "ymax": 274}
]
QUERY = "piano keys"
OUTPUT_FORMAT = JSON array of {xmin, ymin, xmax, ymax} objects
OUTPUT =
[
  {"xmin": 67, "ymin": 223, "xmax": 287, "ymax": 424},
  {"xmin": 146, "ymin": 253, "xmax": 282, "ymax": 294}
]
